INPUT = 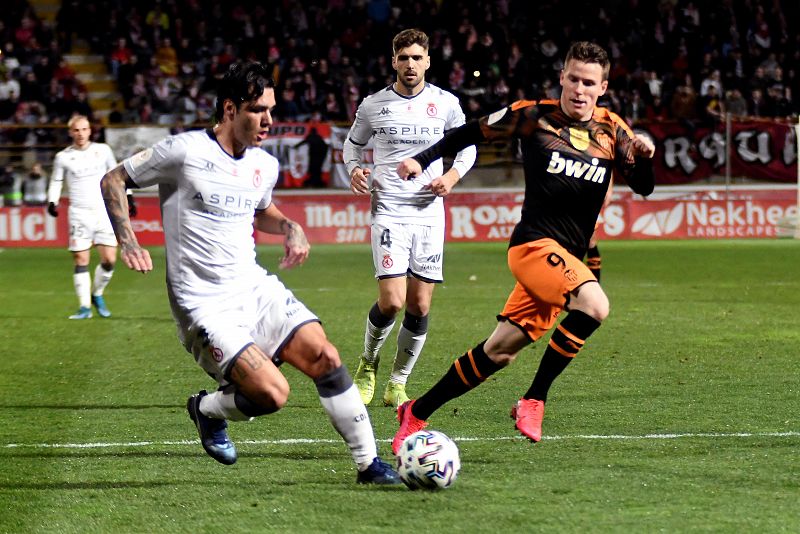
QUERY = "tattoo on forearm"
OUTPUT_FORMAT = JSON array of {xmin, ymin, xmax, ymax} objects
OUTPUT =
[
  {"xmin": 280, "ymin": 219, "xmax": 295, "ymax": 234},
  {"xmin": 101, "ymin": 170, "xmax": 139, "ymax": 249}
]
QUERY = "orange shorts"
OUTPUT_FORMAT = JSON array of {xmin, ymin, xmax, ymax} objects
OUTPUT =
[{"xmin": 500, "ymin": 238, "xmax": 597, "ymax": 341}]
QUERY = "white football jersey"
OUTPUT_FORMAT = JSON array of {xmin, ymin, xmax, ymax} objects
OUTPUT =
[
  {"xmin": 48, "ymin": 142, "xmax": 117, "ymax": 211},
  {"xmin": 344, "ymin": 83, "xmax": 476, "ymax": 222},
  {"xmin": 124, "ymin": 129, "xmax": 280, "ymax": 315}
]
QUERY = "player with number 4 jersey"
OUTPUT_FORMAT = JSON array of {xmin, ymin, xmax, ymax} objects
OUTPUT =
[{"xmin": 344, "ymin": 28, "xmax": 476, "ymax": 409}]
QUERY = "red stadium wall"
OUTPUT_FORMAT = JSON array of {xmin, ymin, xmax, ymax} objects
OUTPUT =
[{"xmin": 2, "ymin": 186, "xmax": 796, "ymax": 247}]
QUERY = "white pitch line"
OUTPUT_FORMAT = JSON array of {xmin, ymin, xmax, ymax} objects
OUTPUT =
[{"xmin": 3, "ymin": 431, "xmax": 799, "ymax": 450}]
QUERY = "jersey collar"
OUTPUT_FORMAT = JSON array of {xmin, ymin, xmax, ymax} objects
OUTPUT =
[{"xmin": 389, "ymin": 82, "xmax": 429, "ymax": 100}]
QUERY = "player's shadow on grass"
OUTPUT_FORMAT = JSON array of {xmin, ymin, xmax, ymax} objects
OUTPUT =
[
  {"xmin": 1, "ymin": 449, "xmax": 346, "ymax": 462},
  {"xmin": 0, "ymin": 480, "xmax": 176, "ymax": 491}
]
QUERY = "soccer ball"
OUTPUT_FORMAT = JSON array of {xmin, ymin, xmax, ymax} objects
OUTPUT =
[{"xmin": 396, "ymin": 430, "xmax": 461, "ymax": 490}]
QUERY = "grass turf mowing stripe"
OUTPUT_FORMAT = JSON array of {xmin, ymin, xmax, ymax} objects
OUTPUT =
[{"xmin": 4, "ymin": 431, "xmax": 799, "ymax": 449}]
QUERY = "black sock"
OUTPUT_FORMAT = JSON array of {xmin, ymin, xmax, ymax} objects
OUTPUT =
[
  {"xmin": 413, "ymin": 340, "xmax": 502, "ymax": 420},
  {"xmin": 524, "ymin": 310, "xmax": 601, "ymax": 402},
  {"xmin": 368, "ymin": 301, "xmax": 394, "ymax": 328}
]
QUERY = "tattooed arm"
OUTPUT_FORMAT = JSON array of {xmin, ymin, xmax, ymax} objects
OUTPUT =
[
  {"xmin": 254, "ymin": 203, "xmax": 309, "ymax": 269},
  {"xmin": 101, "ymin": 164, "xmax": 153, "ymax": 273}
]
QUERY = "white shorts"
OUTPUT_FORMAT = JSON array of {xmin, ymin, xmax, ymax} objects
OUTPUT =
[
  {"xmin": 371, "ymin": 219, "xmax": 444, "ymax": 282},
  {"xmin": 68, "ymin": 207, "xmax": 117, "ymax": 251},
  {"xmin": 176, "ymin": 272, "xmax": 319, "ymax": 386}
]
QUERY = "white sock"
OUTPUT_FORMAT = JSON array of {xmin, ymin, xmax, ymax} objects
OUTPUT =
[
  {"xmin": 389, "ymin": 324, "xmax": 427, "ymax": 385},
  {"xmin": 73, "ymin": 271, "xmax": 91, "ymax": 308},
  {"xmin": 317, "ymin": 367, "xmax": 378, "ymax": 470},
  {"xmin": 199, "ymin": 389, "xmax": 252, "ymax": 421},
  {"xmin": 363, "ymin": 315, "xmax": 395, "ymax": 364},
  {"xmin": 91, "ymin": 264, "xmax": 114, "ymax": 296}
]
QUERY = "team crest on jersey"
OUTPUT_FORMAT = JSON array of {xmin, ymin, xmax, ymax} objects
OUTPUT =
[
  {"xmin": 427, "ymin": 103, "xmax": 437, "ymax": 116},
  {"xmin": 382, "ymin": 254, "xmax": 393, "ymax": 268},
  {"xmin": 211, "ymin": 347, "xmax": 224, "ymax": 362},
  {"xmin": 253, "ymin": 169, "xmax": 262, "ymax": 187},
  {"xmin": 595, "ymin": 131, "xmax": 612, "ymax": 151},
  {"xmin": 569, "ymin": 128, "xmax": 590, "ymax": 151}
]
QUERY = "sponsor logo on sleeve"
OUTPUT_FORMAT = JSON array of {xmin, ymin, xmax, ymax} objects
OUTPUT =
[{"xmin": 129, "ymin": 148, "xmax": 153, "ymax": 171}]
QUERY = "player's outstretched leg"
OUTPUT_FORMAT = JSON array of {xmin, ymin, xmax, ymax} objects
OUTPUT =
[
  {"xmin": 517, "ymin": 310, "xmax": 601, "ymax": 442},
  {"xmin": 187, "ymin": 390, "xmax": 237, "ymax": 465},
  {"xmin": 392, "ymin": 340, "xmax": 504, "ymax": 454},
  {"xmin": 314, "ymin": 365, "xmax": 401, "ymax": 485},
  {"xmin": 392, "ymin": 400, "xmax": 428, "ymax": 455}
]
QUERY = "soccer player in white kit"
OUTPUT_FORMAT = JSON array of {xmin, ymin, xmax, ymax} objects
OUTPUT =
[
  {"xmin": 344, "ymin": 29, "xmax": 476, "ymax": 407},
  {"xmin": 47, "ymin": 115, "xmax": 136, "ymax": 319},
  {"xmin": 100, "ymin": 62, "xmax": 399, "ymax": 484}
]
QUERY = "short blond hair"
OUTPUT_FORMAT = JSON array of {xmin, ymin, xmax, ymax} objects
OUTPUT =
[{"xmin": 67, "ymin": 114, "xmax": 90, "ymax": 129}]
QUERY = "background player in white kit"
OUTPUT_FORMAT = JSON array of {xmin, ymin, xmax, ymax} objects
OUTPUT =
[
  {"xmin": 100, "ymin": 62, "xmax": 399, "ymax": 484},
  {"xmin": 47, "ymin": 114, "xmax": 136, "ymax": 319},
  {"xmin": 344, "ymin": 29, "xmax": 476, "ymax": 407}
]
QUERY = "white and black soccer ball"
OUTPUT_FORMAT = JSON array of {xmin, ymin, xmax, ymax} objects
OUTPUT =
[{"xmin": 396, "ymin": 430, "xmax": 461, "ymax": 490}]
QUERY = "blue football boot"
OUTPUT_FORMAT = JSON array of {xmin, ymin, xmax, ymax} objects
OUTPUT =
[
  {"xmin": 68, "ymin": 307, "xmax": 92, "ymax": 320},
  {"xmin": 356, "ymin": 457, "xmax": 402, "ymax": 485},
  {"xmin": 187, "ymin": 390, "xmax": 237, "ymax": 465},
  {"xmin": 91, "ymin": 295, "xmax": 112, "ymax": 318}
]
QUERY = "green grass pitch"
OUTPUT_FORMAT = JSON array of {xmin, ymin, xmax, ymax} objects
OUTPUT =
[{"xmin": 0, "ymin": 240, "xmax": 798, "ymax": 533}]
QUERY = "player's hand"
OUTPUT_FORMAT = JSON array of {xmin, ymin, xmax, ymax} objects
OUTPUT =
[
  {"xmin": 397, "ymin": 158, "xmax": 422, "ymax": 180},
  {"xmin": 350, "ymin": 167, "xmax": 371, "ymax": 195},
  {"xmin": 424, "ymin": 171, "xmax": 459, "ymax": 197},
  {"xmin": 127, "ymin": 194, "xmax": 138, "ymax": 218},
  {"xmin": 120, "ymin": 243, "xmax": 153, "ymax": 273},
  {"xmin": 632, "ymin": 134, "xmax": 656, "ymax": 158},
  {"xmin": 279, "ymin": 222, "xmax": 310, "ymax": 269},
  {"xmin": 47, "ymin": 202, "xmax": 58, "ymax": 217}
]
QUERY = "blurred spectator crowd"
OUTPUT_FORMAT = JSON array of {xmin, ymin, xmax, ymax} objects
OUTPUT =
[{"xmin": 0, "ymin": 0, "xmax": 798, "ymax": 132}]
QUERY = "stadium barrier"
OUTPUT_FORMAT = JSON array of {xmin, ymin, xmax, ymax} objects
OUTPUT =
[
  {"xmin": 2, "ymin": 185, "xmax": 796, "ymax": 247},
  {"xmin": 3, "ymin": 118, "xmax": 796, "ymax": 188}
]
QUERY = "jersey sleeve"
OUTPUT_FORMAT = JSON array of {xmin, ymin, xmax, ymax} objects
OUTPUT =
[
  {"xmin": 123, "ymin": 135, "xmax": 186, "ymax": 188},
  {"xmin": 46, "ymin": 152, "xmax": 65, "ymax": 204},
  {"xmin": 343, "ymin": 99, "xmax": 372, "ymax": 175},
  {"xmin": 104, "ymin": 144, "xmax": 118, "ymax": 171},
  {"xmin": 256, "ymin": 156, "xmax": 279, "ymax": 210},
  {"xmin": 479, "ymin": 100, "xmax": 541, "ymax": 141},
  {"xmin": 446, "ymin": 96, "xmax": 477, "ymax": 178},
  {"xmin": 413, "ymin": 100, "xmax": 542, "ymax": 171},
  {"xmin": 610, "ymin": 114, "xmax": 655, "ymax": 196}
]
